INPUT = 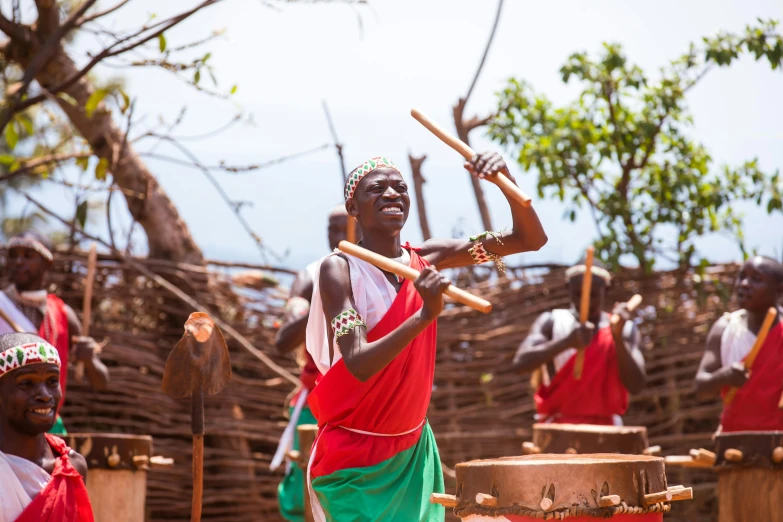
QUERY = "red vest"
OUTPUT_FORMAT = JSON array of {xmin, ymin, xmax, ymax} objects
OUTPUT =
[
  {"xmin": 535, "ymin": 327, "xmax": 629, "ymax": 425},
  {"xmin": 720, "ymin": 322, "xmax": 783, "ymax": 432},
  {"xmin": 14, "ymin": 434, "xmax": 94, "ymax": 522},
  {"xmin": 40, "ymin": 295, "xmax": 70, "ymax": 408}
]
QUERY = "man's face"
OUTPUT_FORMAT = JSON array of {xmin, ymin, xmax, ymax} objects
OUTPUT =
[
  {"xmin": 347, "ymin": 169, "xmax": 410, "ymax": 235},
  {"xmin": 7, "ymin": 247, "xmax": 49, "ymax": 291},
  {"xmin": 736, "ymin": 257, "xmax": 781, "ymax": 311},
  {"xmin": 0, "ymin": 364, "xmax": 61, "ymax": 436},
  {"xmin": 567, "ymin": 274, "xmax": 607, "ymax": 318},
  {"xmin": 328, "ymin": 213, "xmax": 348, "ymax": 251}
]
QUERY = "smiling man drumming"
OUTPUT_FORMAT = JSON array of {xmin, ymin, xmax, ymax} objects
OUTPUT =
[
  {"xmin": 304, "ymin": 153, "xmax": 547, "ymax": 521},
  {"xmin": 0, "ymin": 332, "xmax": 94, "ymax": 522}
]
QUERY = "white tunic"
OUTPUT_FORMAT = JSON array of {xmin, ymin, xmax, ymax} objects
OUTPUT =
[
  {"xmin": 306, "ymin": 248, "xmax": 410, "ymax": 375},
  {"xmin": 720, "ymin": 310, "xmax": 757, "ymax": 367},
  {"xmin": 0, "ymin": 450, "xmax": 51, "ymax": 522}
]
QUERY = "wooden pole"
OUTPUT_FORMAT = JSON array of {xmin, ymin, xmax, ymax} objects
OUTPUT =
[
  {"xmin": 573, "ymin": 246, "xmax": 594, "ymax": 379},
  {"xmin": 337, "ymin": 241, "xmax": 492, "ymax": 314},
  {"xmin": 75, "ymin": 242, "xmax": 97, "ymax": 382},
  {"xmin": 297, "ymin": 425, "xmax": 318, "ymax": 522},
  {"xmin": 724, "ymin": 306, "xmax": 778, "ymax": 405},
  {"xmin": 409, "ymin": 153, "xmax": 433, "ymax": 241},
  {"xmin": 0, "ymin": 306, "xmax": 24, "ymax": 333}
]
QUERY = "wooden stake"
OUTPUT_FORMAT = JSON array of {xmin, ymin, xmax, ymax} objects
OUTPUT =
[
  {"xmin": 772, "ymin": 446, "xmax": 783, "ymax": 464},
  {"xmin": 338, "ymin": 241, "xmax": 492, "ymax": 313},
  {"xmin": 643, "ymin": 445, "xmax": 662, "ymax": 456},
  {"xmin": 724, "ymin": 448, "xmax": 743, "ymax": 462},
  {"xmin": 643, "ymin": 487, "xmax": 693, "ymax": 506},
  {"xmin": 476, "ymin": 493, "xmax": 498, "ymax": 507},
  {"xmin": 573, "ymin": 246, "xmax": 594, "ymax": 379},
  {"xmin": 430, "ymin": 493, "xmax": 458, "ymax": 508},
  {"xmin": 522, "ymin": 441, "xmax": 541, "ymax": 454},
  {"xmin": 663, "ymin": 456, "xmax": 713, "ymax": 469},
  {"xmin": 724, "ymin": 307, "xmax": 778, "ymax": 405},
  {"xmin": 410, "ymin": 108, "xmax": 532, "ymax": 208},
  {"xmin": 539, "ymin": 498, "xmax": 553, "ymax": 511},
  {"xmin": 75, "ymin": 243, "xmax": 98, "ymax": 382},
  {"xmin": 599, "ymin": 495, "xmax": 621, "ymax": 507},
  {"xmin": 689, "ymin": 448, "xmax": 716, "ymax": 465},
  {"xmin": 191, "ymin": 434, "xmax": 204, "ymax": 522}
]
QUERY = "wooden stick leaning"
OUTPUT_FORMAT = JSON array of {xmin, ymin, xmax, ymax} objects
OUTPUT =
[
  {"xmin": 410, "ymin": 108, "xmax": 532, "ymax": 208},
  {"xmin": 75, "ymin": 243, "xmax": 98, "ymax": 382},
  {"xmin": 724, "ymin": 306, "xmax": 778, "ymax": 406},
  {"xmin": 573, "ymin": 247, "xmax": 594, "ymax": 380},
  {"xmin": 337, "ymin": 241, "xmax": 492, "ymax": 314},
  {"xmin": 0, "ymin": 306, "xmax": 24, "ymax": 333}
]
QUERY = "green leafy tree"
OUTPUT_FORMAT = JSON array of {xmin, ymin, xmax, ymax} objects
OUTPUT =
[{"xmin": 489, "ymin": 20, "xmax": 783, "ymax": 272}]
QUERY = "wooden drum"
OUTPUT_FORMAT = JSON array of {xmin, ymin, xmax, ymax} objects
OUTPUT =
[
  {"xmin": 529, "ymin": 423, "xmax": 654, "ymax": 456},
  {"xmin": 714, "ymin": 431, "xmax": 783, "ymax": 522},
  {"xmin": 68, "ymin": 433, "xmax": 152, "ymax": 522},
  {"xmin": 431, "ymin": 454, "xmax": 692, "ymax": 521}
]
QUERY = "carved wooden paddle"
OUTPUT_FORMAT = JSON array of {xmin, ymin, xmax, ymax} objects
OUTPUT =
[{"xmin": 162, "ymin": 313, "xmax": 232, "ymax": 522}]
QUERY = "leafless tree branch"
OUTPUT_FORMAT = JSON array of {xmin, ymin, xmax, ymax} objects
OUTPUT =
[{"xmin": 77, "ymin": 0, "xmax": 133, "ymax": 26}]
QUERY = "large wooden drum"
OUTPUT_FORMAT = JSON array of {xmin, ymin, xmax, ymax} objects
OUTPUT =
[
  {"xmin": 432, "ymin": 454, "xmax": 691, "ymax": 521},
  {"xmin": 714, "ymin": 431, "xmax": 783, "ymax": 522},
  {"xmin": 530, "ymin": 424, "xmax": 653, "ymax": 455},
  {"xmin": 68, "ymin": 433, "xmax": 152, "ymax": 522}
]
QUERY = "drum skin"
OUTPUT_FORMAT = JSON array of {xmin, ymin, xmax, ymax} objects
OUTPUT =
[
  {"xmin": 532, "ymin": 424, "xmax": 649, "ymax": 455},
  {"xmin": 453, "ymin": 454, "xmax": 669, "ymax": 520}
]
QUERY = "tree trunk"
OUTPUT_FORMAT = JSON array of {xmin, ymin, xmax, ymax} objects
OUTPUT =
[
  {"xmin": 408, "ymin": 153, "xmax": 432, "ymax": 241},
  {"xmin": 9, "ymin": 42, "xmax": 204, "ymax": 264},
  {"xmin": 453, "ymin": 98, "xmax": 494, "ymax": 232}
]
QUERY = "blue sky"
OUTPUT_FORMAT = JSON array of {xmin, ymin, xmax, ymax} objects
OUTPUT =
[{"xmin": 9, "ymin": 0, "xmax": 783, "ymax": 270}]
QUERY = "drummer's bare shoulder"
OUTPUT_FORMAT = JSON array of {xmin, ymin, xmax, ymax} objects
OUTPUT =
[
  {"xmin": 318, "ymin": 255, "xmax": 353, "ymax": 310},
  {"xmin": 68, "ymin": 449, "xmax": 88, "ymax": 482}
]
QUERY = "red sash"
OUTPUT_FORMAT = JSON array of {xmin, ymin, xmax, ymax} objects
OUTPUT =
[
  {"xmin": 15, "ymin": 434, "xmax": 94, "ymax": 522},
  {"xmin": 39, "ymin": 295, "xmax": 70, "ymax": 408},
  {"xmin": 308, "ymin": 248, "xmax": 437, "ymax": 478},
  {"xmin": 720, "ymin": 322, "xmax": 783, "ymax": 432},
  {"xmin": 535, "ymin": 327, "xmax": 628, "ymax": 425}
]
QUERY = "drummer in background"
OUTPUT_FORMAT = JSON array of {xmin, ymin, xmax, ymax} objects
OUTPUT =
[
  {"xmin": 0, "ymin": 232, "xmax": 109, "ymax": 435},
  {"xmin": 512, "ymin": 257, "xmax": 646, "ymax": 426},
  {"xmin": 272, "ymin": 206, "xmax": 355, "ymax": 522},
  {"xmin": 694, "ymin": 255, "xmax": 783, "ymax": 432}
]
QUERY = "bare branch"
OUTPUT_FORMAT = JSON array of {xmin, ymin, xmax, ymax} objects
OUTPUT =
[
  {"xmin": 0, "ymin": 0, "xmax": 99, "ymax": 133},
  {"xmin": 0, "ymin": 152, "xmax": 91, "ymax": 183},
  {"xmin": 77, "ymin": 0, "xmax": 132, "ymax": 26},
  {"xmin": 12, "ymin": 0, "xmax": 225, "ymax": 116},
  {"xmin": 463, "ymin": 0, "xmax": 504, "ymax": 107},
  {"xmin": 0, "ymin": 10, "xmax": 27, "ymax": 41},
  {"xmin": 322, "ymin": 100, "xmax": 348, "ymax": 185},
  {"xmin": 34, "ymin": 0, "xmax": 60, "ymax": 37}
]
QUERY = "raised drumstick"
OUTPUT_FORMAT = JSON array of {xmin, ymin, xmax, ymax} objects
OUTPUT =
[
  {"xmin": 338, "ymin": 241, "xmax": 492, "ymax": 314},
  {"xmin": 410, "ymin": 108, "xmax": 532, "ymax": 208},
  {"xmin": 611, "ymin": 294, "xmax": 643, "ymax": 326},
  {"xmin": 75, "ymin": 243, "xmax": 98, "ymax": 382},
  {"xmin": 0, "ymin": 307, "xmax": 24, "ymax": 333},
  {"xmin": 573, "ymin": 247, "xmax": 594, "ymax": 380},
  {"xmin": 724, "ymin": 306, "xmax": 778, "ymax": 406}
]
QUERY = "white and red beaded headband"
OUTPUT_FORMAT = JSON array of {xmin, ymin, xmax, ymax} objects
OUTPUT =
[
  {"xmin": 344, "ymin": 156, "xmax": 401, "ymax": 200},
  {"xmin": 0, "ymin": 340, "xmax": 61, "ymax": 379},
  {"xmin": 7, "ymin": 237, "xmax": 54, "ymax": 262},
  {"xmin": 565, "ymin": 265, "xmax": 612, "ymax": 284}
]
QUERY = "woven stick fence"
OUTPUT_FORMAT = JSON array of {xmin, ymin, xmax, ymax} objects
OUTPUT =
[{"xmin": 0, "ymin": 249, "xmax": 735, "ymax": 521}]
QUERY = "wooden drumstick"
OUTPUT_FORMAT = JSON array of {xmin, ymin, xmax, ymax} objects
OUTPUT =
[
  {"xmin": 724, "ymin": 306, "xmax": 778, "ymax": 406},
  {"xmin": 0, "ymin": 307, "xmax": 24, "ymax": 333},
  {"xmin": 610, "ymin": 294, "xmax": 643, "ymax": 326},
  {"xmin": 573, "ymin": 247, "xmax": 594, "ymax": 379},
  {"xmin": 338, "ymin": 241, "xmax": 492, "ymax": 314},
  {"xmin": 75, "ymin": 243, "xmax": 98, "ymax": 382},
  {"xmin": 430, "ymin": 493, "xmax": 458, "ymax": 508},
  {"xmin": 410, "ymin": 108, "xmax": 532, "ymax": 208}
]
